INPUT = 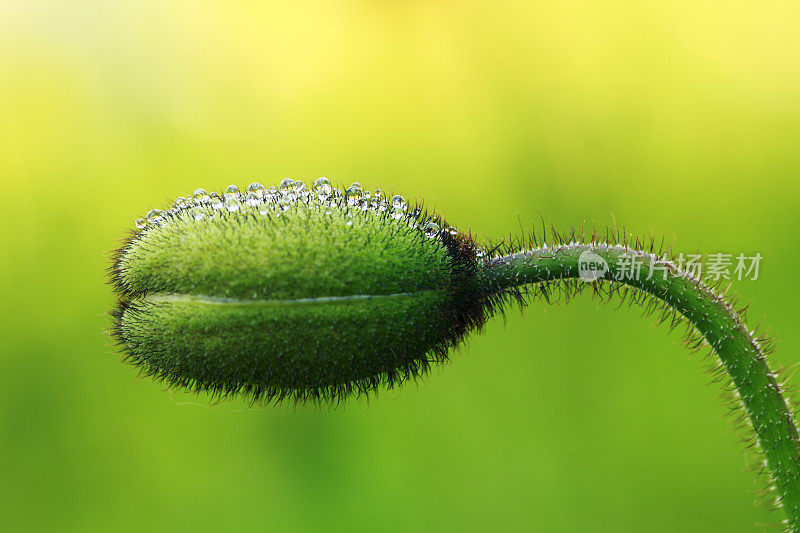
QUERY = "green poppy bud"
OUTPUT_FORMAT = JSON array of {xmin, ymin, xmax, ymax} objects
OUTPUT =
[{"xmin": 110, "ymin": 179, "xmax": 490, "ymax": 403}]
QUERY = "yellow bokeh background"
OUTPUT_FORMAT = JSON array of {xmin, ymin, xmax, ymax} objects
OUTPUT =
[{"xmin": 1, "ymin": 1, "xmax": 799, "ymax": 531}]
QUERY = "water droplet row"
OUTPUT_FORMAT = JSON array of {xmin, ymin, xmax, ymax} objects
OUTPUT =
[{"xmin": 133, "ymin": 179, "xmax": 461, "ymax": 243}]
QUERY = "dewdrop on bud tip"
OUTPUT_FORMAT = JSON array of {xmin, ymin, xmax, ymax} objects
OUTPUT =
[
  {"xmin": 245, "ymin": 183, "xmax": 265, "ymax": 206},
  {"xmin": 224, "ymin": 184, "xmax": 239, "ymax": 199},
  {"xmin": 193, "ymin": 188, "xmax": 209, "ymax": 203},
  {"xmin": 146, "ymin": 209, "xmax": 163, "ymax": 225},
  {"xmin": 279, "ymin": 178, "xmax": 296, "ymax": 200},
  {"xmin": 314, "ymin": 177, "xmax": 332, "ymax": 200},
  {"xmin": 345, "ymin": 182, "xmax": 363, "ymax": 206},
  {"xmin": 423, "ymin": 221, "xmax": 440, "ymax": 238},
  {"xmin": 246, "ymin": 182, "xmax": 264, "ymax": 195}
]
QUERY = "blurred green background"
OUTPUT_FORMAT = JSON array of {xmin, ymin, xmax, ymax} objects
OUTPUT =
[{"xmin": 1, "ymin": 1, "xmax": 799, "ymax": 531}]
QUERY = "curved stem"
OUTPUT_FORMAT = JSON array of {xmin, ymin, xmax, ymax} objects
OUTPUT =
[{"xmin": 481, "ymin": 243, "xmax": 800, "ymax": 530}]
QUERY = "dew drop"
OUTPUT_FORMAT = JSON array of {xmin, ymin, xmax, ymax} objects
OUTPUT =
[
  {"xmin": 210, "ymin": 194, "xmax": 224, "ymax": 210},
  {"xmin": 246, "ymin": 184, "xmax": 264, "ymax": 206},
  {"xmin": 192, "ymin": 205, "xmax": 206, "ymax": 220},
  {"xmin": 390, "ymin": 194, "xmax": 406, "ymax": 219},
  {"xmin": 134, "ymin": 218, "xmax": 147, "ymax": 230},
  {"xmin": 345, "ymin": 182, "xmax": 363, "ymax": 206},
  {"xmin": 279, "ymin": 178, "xmax": 295, "ymax": 193},
  {"xmin": 246, "ymin": 182, "xmax": 265, "ymax": 195},
  {"xmin": 192, "ymin": 188, "xmax": 209, "ymax": 203},
  {"xmin": 258, "ymin": 202, "xmax": 270, "ymax": 216},
  {"xmin": 314, "ymin": 177, "xmax": 332, "ymax": 200},
  {"xmin": 146, "ymin": 209, "xmax": 163, "ymax": 224},
  {"xmin": 280, "ymin": 178, "xmax": 298, "ymax": 201},
  {"xmin": 423, "ymin": 221, "xmax": 440, "ymax": 238},
  {"xmin": 173, "ymin": 196, "xmax": 188, "ymax": 209},
  {"xmin": 225, "ymin": 184, "xmax": 240, "ymax": 199}
]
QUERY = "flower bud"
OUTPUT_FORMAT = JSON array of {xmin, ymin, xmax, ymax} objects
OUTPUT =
[{"xmin": 110, "ymin": 179, "xmax": 488, "ymax": 403}]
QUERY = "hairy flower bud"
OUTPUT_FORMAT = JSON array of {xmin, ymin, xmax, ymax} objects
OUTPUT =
[{"xmin": 110, "ymin": 179, "xmax": 489, "ymax": 403}]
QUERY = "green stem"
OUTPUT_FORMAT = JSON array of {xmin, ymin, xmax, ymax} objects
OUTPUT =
[{"xmin": 481, "ymin": 243, "xmax": 800, "ymax": 530}]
